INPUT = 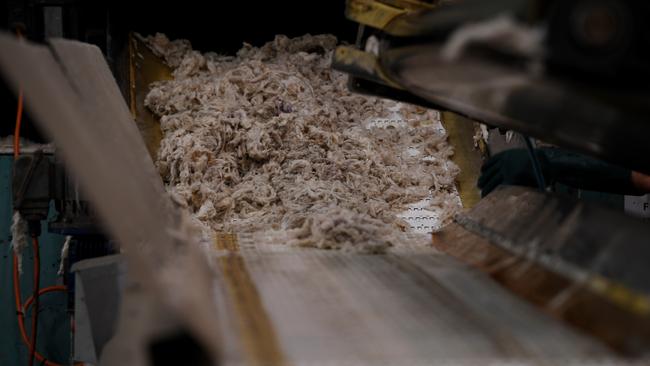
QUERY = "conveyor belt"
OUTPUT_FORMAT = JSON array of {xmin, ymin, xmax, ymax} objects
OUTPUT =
[
  {"xmin": 0, "ymin": 32, "xmax": 638, "ymax": 365},
  {"xmin": 210, "ymin": 232, "xmax": 613, "ymax": 365}
]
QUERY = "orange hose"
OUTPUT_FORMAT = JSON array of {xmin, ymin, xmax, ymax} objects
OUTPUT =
[
  {"xmin": 13, "ymin": 89, "xmax": 23, "ymax": 159},
  {"xmin": 22, "ymin": 286, "xmax": 67, "ymax": 312}
]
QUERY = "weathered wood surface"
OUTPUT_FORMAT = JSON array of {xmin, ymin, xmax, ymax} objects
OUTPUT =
[
  {"xmin": 210, "ymin": 233, "xmax": 614, "ymax": 365},
  {"xmin": 0, "ymin": 34, "xmax": 222, "ymax": 363}
]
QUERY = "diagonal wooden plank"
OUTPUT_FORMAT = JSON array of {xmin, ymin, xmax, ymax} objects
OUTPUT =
[
  {"xmin": 232, "ymin": 248, "xmax": 612, "ymax": 364},
  {"xmin": 399, "ymin": 252, "xmax": 614, "ymax": 358},
  {"xmin": 48, "ymin": 38, "xmax": 163, "ymax": 190},
  {"xmin": 0, "ymin": 33, "xmax": 222, "ymax": 362},
  {"xmin": 128, "ymin": 34, "xmax": 173, "ymax": 160}
]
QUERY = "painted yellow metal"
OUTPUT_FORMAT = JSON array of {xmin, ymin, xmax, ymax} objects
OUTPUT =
[
  {"xmin": 333, "ymin": 46, "xmax": 404, "ymax": 89},
  {"xmin": 214, "ymin": 232, "xmax": 240, "ymax": 252},
  {"xmin": 346, "ymin": 0, "xmax": 437, "ymax": 36},
  {"xmin": 128, "ymin": 33, "xmax": 173, "ymax": 160},
  {"xmin": 441, "ymin": 112, "xmax": 483, "ymax": 209},
  {"xmin": 214, "ymin": 233, "xmax": 288, "ymax": 366},
  {"xmin": 590, "ymin": 275, "xmax": 650, "ymax": 318},
  {"xmin": 433, "ymin": 214, "xmax": 650, "ymax": 355},
  {"xmin": 346, "ymin": 0, "xmax": 409, "ymax": 30},
  {"xmin": 334, "ymin": 46, "xmax": 377, "ymax": 76}
]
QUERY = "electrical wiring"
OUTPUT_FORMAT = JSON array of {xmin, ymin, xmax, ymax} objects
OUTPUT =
[
  {"xmin": 13, "ymin": 89, "xmax": 23, "ymax": 158},
  {"xmin": 10, "ymin": 28, "xmax": 46, "ymax": 366},
  {"xmin": 22, "ymin": 285, "xmax": 67, "ymax": 312},
  {"xmin": 10, "ymin": 27, "xmax": 71, "ymax": 366},
  {"xmin": 13, "ymin": 254, "xmax": 66, "ymax": 366},
  {"xmin": 12, "ymin": 256, "xmax": 74, "ymax": 366}
]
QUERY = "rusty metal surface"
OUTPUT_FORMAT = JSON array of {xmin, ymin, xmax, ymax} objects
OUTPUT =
[
  {"xmin": 332, "ymin": 46, "xmax": 403, "ymax": 89},
  {"xmin": 379, "ymin": 6, "xmax": 650, "ymax": 173},
  {"xmin": 440, "ymin": 112, "xmax": 483, "ymax": 209},
  {"xmin": 345, "ymin": 0, "xmax": 436, "ymax": 34},
  {"xmin": 460, "ymin": 186, "xmax": 650, "ymax": 296},
  {"xmin": 434, "ymin": 186, "xmax": 650, "ymax": 356},
  {"xmin": 128, "ymin": 33, "xmax": 172, "ymax": 160}
]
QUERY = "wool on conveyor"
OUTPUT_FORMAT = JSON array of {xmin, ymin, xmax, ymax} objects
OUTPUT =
[{"xmin": 144, "ymin": 33, "xmax": 461, "ymax": 253}]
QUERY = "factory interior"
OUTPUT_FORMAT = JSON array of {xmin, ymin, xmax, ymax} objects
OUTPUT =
[{"xmin": 1, "ymin": 0, "xmax": 650, "ymax": 365}]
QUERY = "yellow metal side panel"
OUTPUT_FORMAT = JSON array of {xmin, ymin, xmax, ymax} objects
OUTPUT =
[
  {"xmin": 346, "ymin": 0, "xmax": 409, "ymax": 30},
  {"xmin": 214, "ymin": 233, "xmax": 289, "ymax": 366},
  {"xmin": 128, "ymin": 33, "xmax": 172, "ymax": 160},
  {"xmin": 441, "ymin": 112, "xmax": 484, "ymax": 209}
]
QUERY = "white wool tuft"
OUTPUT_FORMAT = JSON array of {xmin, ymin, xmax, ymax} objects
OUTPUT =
[
  {"xmin": 11, "ymin": 211, "xmax": 28, "ymax": 275},
  {"xmin": 58, "ymin": 236, "xmax": 72, "ymax": 276}
]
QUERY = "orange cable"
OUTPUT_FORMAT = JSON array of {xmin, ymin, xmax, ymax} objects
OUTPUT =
[
  {"xmin": 10, "ymin": 28, "xmax": 63, "ymax": 366},
  {"xmin": 13, "ymin": 90, "xmax": 23, "ymax": 159},
  {"xmin": 10, "ymin": 27, "xmax": 83, "ymax": 366},
  {"xmin": 13, "ymin": 253, "xmax": 66, "ymax": 366},
  {"xmin": 22, "ymin": 286, "xmax": 67, "ymax": 312}
]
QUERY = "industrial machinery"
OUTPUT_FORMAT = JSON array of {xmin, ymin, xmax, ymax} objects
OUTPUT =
[
  {"xmin": 336, "ymin": 0, "xmax": 650, "ymax": 173},
  {"xmin": 333, "ymin": 0, "xmax": 650, "ymax": 356},
  {"xmin": 1, "ymin": 0, "xmax": 650, "ymax": 365}
]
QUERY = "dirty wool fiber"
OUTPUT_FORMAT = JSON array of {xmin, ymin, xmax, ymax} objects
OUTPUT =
[{"xmin": 144, "ymin": 33, "xmax": 460, "ymax": 253}]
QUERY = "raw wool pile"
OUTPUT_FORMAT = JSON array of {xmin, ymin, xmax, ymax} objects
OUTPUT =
[{"xmin": 144, "ymin": 33, "xmax": 460, "ymax": 253}]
